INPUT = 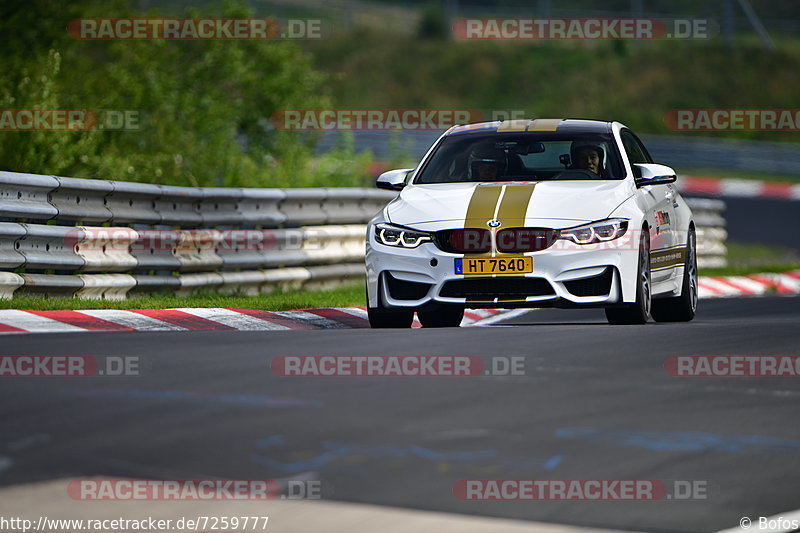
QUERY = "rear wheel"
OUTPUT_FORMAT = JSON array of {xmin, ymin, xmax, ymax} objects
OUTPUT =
[
  {"xmin": 417, "ymin": 305, "xmax": 464, "ymax": 328},
  {"xmin": 367, "ymin": 281, "xmax": 414, "ymax": 328},
  {"xmin": 605, "ymin": 229, "xmax": 651, "ymax": 325},
  {"xmin": 651, "ymin": 227, "xmax": 698, "ymax": 322}
]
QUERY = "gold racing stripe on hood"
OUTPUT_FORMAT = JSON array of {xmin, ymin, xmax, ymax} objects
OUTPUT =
[
  {"xmin": 464, "ymin": 185, "xmax": 503, "ymax": 229},
  {"xmin": 462, "ymin": 183, "xmax": 537, "ymax": 303},
  {"xmin": 463, "ymin": 183, "xmax": 536, "ymax": 229},
  {"xmin": 496, "ymin": 183, "xmax": 536, "ymax": 228}
]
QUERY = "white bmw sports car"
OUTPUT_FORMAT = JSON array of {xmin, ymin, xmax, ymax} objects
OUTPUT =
[{"xmin": 366, "ymin": 119, "xmax": 697, "ymax": 327}]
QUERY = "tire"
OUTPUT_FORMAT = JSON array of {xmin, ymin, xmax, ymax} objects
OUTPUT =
[
  {"xmin": 605, "ymin": 228, "xmax": 651, "ymax": 325},
  {"xmin": 367, "ymin": 281, "xmax": 414, "ymax": 328},
  {"xmin": 417, "ymin": 305, "xmax": 464, "ymax": 328},
  {"xmin": 651, "ymin": 227, "xmax": 698, "ymax": 322}
]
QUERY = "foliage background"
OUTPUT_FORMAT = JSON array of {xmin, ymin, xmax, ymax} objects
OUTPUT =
[
  {"xmin": 1, "ymin": 0, "xmax": 799, "ymax": 187},
  {"xmin": 0, "ymin": 0, "xmax": 372, "ymax": 187}
]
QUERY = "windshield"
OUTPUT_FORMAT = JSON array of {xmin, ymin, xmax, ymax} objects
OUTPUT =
[{"xmin": 414, "ymin": 132, "xmax": 624, "ymax": 184}]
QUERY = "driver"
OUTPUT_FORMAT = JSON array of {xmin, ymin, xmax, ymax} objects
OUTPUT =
[
  {"xmin": 468, "ymin": 144, "xmax": 506, "ymax": 181},
  {"xmin": 570, "ymin": 141, "xmax": 606, "ymax": 177}
]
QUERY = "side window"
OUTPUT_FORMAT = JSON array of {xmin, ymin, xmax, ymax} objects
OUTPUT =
[{"xmin": 620, "ymin": 130, "xmax": 653, "ymax": 164}]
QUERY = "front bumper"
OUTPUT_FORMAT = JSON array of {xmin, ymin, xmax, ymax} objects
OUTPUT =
[{"xmin": 366, "ymin": 233, "xmax": 640, "ymax": 309}]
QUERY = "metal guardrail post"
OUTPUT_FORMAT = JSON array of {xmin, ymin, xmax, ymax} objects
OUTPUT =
[{"xmin": 0, "ymin": 223, "xmax": 26, "ymax": 269}]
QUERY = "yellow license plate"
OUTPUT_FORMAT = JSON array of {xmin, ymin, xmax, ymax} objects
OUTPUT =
[{"xmin": 455, "ymin": 256, "xmax": 533, "ymax": 275}]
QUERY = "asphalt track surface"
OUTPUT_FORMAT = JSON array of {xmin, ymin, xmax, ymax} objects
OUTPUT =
[
  {"xmin": 720, "ymin": 196, "xmax": 800, "ymax": 250},
  {"xmin": 1, "ymin": 296, "xmax": 799, "ymax": 533}
]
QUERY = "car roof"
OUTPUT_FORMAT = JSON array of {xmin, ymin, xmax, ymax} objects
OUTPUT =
[{"xmin": 444, "ymin": 118, "xmax": 614, "ymax": 136}]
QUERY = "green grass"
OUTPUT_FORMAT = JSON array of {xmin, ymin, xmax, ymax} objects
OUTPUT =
[
  {"xmin": 677, "ymin": 168, "xmax": 800, "ymax": 183},
  {"xmin": 0, "ymin": 283, "xmax": 364, "ymax": 311},
  {"xmin": 302, "ymin": 30, "xmax": 800, "ymax": 143},
  {"xmin": 699, "ymin": 241, "xmax": 800, "ymax": 276},
  {"xmin": 700, "ymin": 264, "xmax": 800, "ymax": 277},
  {"xmin": 726, "ymin": 241, "xmax": 800, "ymax": 264}
]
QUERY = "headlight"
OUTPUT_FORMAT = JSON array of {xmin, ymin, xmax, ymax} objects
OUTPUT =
[
  {"xmin": 558, "ymin": 219, "xmax": 628, "ymax": 245},
  {"xmin": 374, "ymin": 223, "xmax": 431, "ymax": 248}
]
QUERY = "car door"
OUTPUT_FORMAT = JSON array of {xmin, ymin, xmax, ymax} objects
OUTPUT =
[{"xmin": 621, "ymin": 129, "xmax": 677, "ymax": 283}]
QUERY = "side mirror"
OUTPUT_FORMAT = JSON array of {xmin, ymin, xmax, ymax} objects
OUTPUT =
[
  {"xmin": 633, "ymin": 163, "xmax": 677, "ymax": 187},
  {"xmin": 376, "ymin": 168, "xmax": 413, "ymax": 191}
]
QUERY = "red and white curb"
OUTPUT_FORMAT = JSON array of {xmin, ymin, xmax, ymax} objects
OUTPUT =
[
  {"xmin": 677, "ymin": 175, "xmax": 800, "ymax": 200},
  {"xmin": 0, "ymin": 273, "xmax": 795, "ymax": 334},
  {"xmin": 0, "ymin": 307, "xmax": 509, "ymax": 335},
  {"xmin": 698, "ymin": 270, "xmax": 800, "ymax": 298}
]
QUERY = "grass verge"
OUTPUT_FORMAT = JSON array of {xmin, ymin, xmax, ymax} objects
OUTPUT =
[
  {"xmin": 699, "ymin": 264, "xmax": 800, "ymax": 277},
  {"xmin": 0, "ymin": 283, "xmax": 365, "ymax": 311},
  {"xmin": 699, "ymin": 241, "xmax": 800, "ymax": 276},
  {"xmin": 677, "ymin": 168, "xmax": 800, "ymax": 184}
]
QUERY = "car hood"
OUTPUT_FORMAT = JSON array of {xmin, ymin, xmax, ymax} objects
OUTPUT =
[{"xmin": 386, "ymin": 180, "xmax": 634, "ymax": 230}]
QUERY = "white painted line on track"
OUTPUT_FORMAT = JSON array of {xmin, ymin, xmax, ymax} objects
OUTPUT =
[{"xmin": 471, "ymin": 308, "xmax": 534, "ymax": 326}]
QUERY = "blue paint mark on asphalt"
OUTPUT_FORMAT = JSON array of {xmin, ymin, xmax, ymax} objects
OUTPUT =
[
  {"xmin": 544, "ymin": 455, "xmax": 563, "ymax": 470},
  {"xmin": 555, "ymin": 427, "xmax": 800, "ymax": 454},
  {"xmin": 62, "ymin": 389, "xmax": 323, "ymax": 408},
  {"xmin": 256, "ymin": 435, "xmax": 287, "ymax": 447},
  {"xmin": 251, "ymin": 436, "xmax": 563, "ymax": 474}
]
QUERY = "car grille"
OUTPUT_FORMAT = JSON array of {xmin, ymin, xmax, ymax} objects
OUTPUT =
[
  {"xmin": 496, "ymin": 228, "xmax": 559, "ymax": 252},
  {"xmin": 563, "ymin": 268, "xmax": 614, "ymax": 297},
  {"xmin": 440, "ymin": 278, "xmax": 554, "ymax": 299},
  {"xmin": 433, "ymin": 228, "xmax": 558, "ymax": 253},
  {"xmin": 433, "ymin": 229, "xmax": 491, "ymax": 253}
]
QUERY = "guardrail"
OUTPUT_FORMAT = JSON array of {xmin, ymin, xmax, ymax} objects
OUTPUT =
[
  {"xmin": 685, "ymin": 198, "xmax": 727, "ymax": 269},
  {"xmin": 0, "ymin": 170, "xmax": 726, "ymax": 299},
  {"xmin": 0, "ymin": 170, "xmax": 395, "ymax": 299}
]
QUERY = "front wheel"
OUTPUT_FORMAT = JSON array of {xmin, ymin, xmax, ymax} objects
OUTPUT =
[
  {"xmin": 651, "ymin": 227, "xmax": 698, "ymax": 322},
  {"xmin": 605, "ymin": 228, "xmax": 651, "ymax": 325}
]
